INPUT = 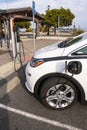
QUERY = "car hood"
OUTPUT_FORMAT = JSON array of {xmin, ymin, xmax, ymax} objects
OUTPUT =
[{"xmin": 34, "ymin": 42, "xmax": 65, "ymax": 59}]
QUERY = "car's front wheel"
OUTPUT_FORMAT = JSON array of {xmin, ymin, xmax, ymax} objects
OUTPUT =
[{"xmin": 40, "ymin": 77, "xmax": 77, "ymax": 110}]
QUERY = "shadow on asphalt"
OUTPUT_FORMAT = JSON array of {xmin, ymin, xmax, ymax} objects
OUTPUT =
[
  {"xmin": 0, "ymin": 50, "xmax": 8, "ymax": 55},
  {"xmin": 0, "ymin": 66, "xmax": 32, "ymax": 130},
  {"xmin": 0, "ymin": 78, "xmax": 7, "ymax": 86},
  {"xmin": 17, "ymin": 64, "xmax": 26, "ymax": 87},
  {"xmin": 0, "ymin": 77, "xmax": 10, "ymax": 130},
  {"xmin": 17, "ymin": 64, "xmax": 32, "ymax": 96}
]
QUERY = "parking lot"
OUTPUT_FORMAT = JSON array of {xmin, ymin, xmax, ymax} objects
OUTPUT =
[
  {"xmin": 0, "ymin": 37, "xmax": 87, "ymax": 130},
  {"xmin": 0, "ymin": 65, "xmax": 87, "ymax": 130}
]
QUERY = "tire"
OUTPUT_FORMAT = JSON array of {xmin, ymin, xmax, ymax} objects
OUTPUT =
[{"xmin": 40, "ymin": 77, "xmax": 77, "ymax": 110}]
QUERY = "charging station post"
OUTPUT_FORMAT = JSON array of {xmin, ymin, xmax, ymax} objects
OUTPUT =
[{"xmin": 10, "ymin": 17, "xmax": 16, "ymax": 58}]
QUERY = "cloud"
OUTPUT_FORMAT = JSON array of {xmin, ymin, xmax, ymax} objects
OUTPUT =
[{"xmin": 0, "ymin": 0, "xmax": 87, "ymax": 30}]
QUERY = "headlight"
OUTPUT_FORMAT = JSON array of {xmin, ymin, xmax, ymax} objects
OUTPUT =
[{"xmin": 30, "ymin": 57, "xmax": 45, "ymax": 67}]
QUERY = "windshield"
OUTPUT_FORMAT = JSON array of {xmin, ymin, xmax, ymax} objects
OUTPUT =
[{"xmin": 58, "ymin": 33, "xmax": 87, "ymax": 48}]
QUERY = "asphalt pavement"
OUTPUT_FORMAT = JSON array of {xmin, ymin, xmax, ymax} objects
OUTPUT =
[
  {"xmin": 0, "ymin": 67, "xmax": 87, "ymax": 130},
  {"xmin": 0, "ymin": 35, "xmax": 87, "ymax": 130}
]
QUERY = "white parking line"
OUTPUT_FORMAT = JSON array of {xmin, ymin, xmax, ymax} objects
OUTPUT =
[{"xmin": 0, "ymin": 103, "xmax": 83, "ymax": 130}]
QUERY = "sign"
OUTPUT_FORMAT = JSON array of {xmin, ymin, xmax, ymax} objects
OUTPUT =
[
  {"xmin": 32, "ymin": 1, "xmax": 36, "ymax": 52},
  {"xmin": 32, "ymin": 1, "xmax": 36, "ymax": 15}
]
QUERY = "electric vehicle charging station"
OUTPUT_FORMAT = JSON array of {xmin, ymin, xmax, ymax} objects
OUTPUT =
[
  {"xmin": 0, "ymin": 7, "xmax": 43, "ymax": 71},
  {"xmin": 9, "ymin": 17, "xmax": 22, "ymax": 71},
  {"xmin": 10, "ymin": 18, "xmax": 21, "ymax": 60}
]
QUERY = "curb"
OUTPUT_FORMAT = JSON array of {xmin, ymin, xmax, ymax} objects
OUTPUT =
[
  {"xmin": 0, "ymin": 54, "xmax": 32, "ymax": 79},
  {"xmin": 0, "ymin": 61, "xmax": 15, "ymax": 79},
  {"xmin": 0, "ymin": 76, "xmax": 20, "ymax": 99},
  {"xmin": 36, "ymin": 36, "xmax": 68, "ymax": 40}
]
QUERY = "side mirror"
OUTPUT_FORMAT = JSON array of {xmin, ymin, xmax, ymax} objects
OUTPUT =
[{"xmin": 67, "ymin": 61, "xmax": 82, "ymax": 74}]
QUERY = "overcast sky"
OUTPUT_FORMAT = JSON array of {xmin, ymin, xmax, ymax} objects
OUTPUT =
[{"xmin": 0, "ymin": 0, "xmax": 87, "ymax": 30}]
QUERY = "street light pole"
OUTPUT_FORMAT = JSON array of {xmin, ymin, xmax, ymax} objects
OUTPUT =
[
  {"xmin": 33, "ymin": 13, "xmax": 35, "ymax": 52},
  {"xmin": 32, "ymin": 1, "xmax": 36, "ymax": 53},
  {"xmin": 47, "ymin": 5, "xmax": 50, "ymax": 10}
]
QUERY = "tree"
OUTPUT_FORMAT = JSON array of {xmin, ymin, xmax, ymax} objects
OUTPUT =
[
  {"xmin": 15, "ymin": 21, "xmax": 31, "ymax": 29},
  {"xmin": 41, "ymin": 7, "xmax": 75, "ymax": 35},
  {"xmin": 59, "ymin": 8, "xmax": 75, "ymax": 26}
]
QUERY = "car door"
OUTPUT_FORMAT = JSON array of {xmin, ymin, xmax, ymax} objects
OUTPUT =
[{"xmin": 68, "ymin": 45, "xmax": 87, "ymax": 100}]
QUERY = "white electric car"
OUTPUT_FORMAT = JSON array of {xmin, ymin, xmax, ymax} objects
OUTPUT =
[{"xmin": 25, "ymin": 32, "xmax": 87, "ymax": 110}]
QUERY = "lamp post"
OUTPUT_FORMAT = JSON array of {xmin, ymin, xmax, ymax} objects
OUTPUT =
[{"xmin": 47, "ymin": 5, "xmax": 50, "ymax": 10}]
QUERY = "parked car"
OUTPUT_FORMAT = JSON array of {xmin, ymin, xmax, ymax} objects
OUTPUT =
[
  {"xmin": 25, "ymin": 32, "xmax": 87, "ymax": 110},
  {"xmin": 18, "ymin": 28, "xmax": 26, "ymax": 33}
]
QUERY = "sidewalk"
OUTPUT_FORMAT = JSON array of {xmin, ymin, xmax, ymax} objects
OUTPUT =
[
  {"xmin": 0, "ymin": 44, "xmax": 14, "ymax": 79},
  {"xmin": 0, "ymin": 45, "xmax": 31, "ymax": 79}
]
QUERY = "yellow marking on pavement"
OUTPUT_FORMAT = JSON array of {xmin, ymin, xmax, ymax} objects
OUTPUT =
[
  {"xmin": 0, "ymin": 61, "xmax": 14, "ymax": 78},
  {"xmin": 0, "ymin": 77, "xmax": 20, "ymax": 99}
]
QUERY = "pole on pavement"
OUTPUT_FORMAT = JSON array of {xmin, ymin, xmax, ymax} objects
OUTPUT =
[
  {"xmin": 58, "ymin": 16, "xmax": 60, "ymax": 41},
  {"xmin": 33, "ymin": 13, "xmax": 35, "ymax": 52},
  {"xmin": 32, "ymin": 1, "xmax": 36, "ymax": 53}
]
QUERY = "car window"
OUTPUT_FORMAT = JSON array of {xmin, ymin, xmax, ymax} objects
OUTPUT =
[
  {"xmin": 64, "ymin": 37, "xmax": 82, "ymax": 47},
  {"xmin": 58, "ymin": 33, "xmax": 87, "ymax": 48},
  {"xmin": 72, "ymin": 46, "xmax": 87, "ymax": 55},
  {"xmin": 58, "ymin": 37, "xmax": 82, "ymax": 48}
]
